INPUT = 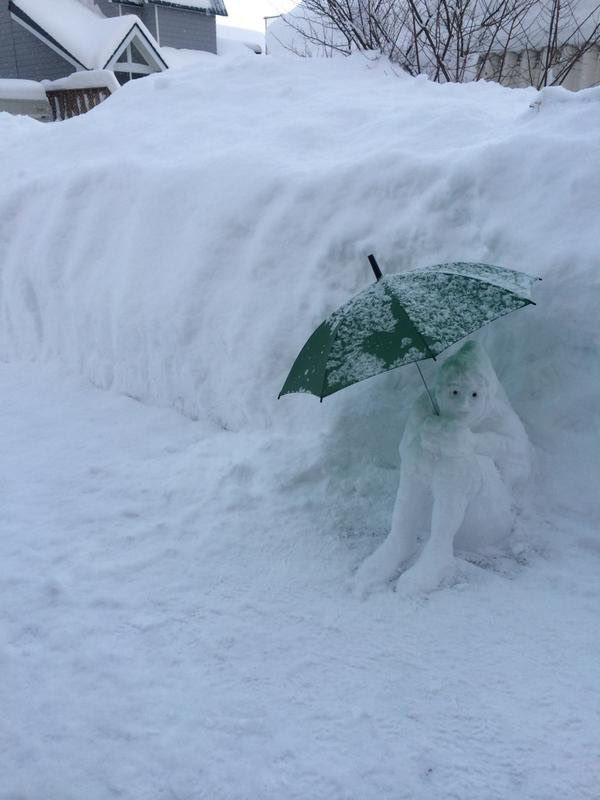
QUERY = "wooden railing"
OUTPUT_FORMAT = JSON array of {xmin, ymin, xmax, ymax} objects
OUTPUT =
[{"xmin": 46, "ymin": 86, "xmax": 112, "ymax": 122}]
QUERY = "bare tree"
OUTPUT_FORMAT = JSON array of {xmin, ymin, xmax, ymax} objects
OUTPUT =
[
  {"xmin": 531, "ymin": 0, "xmax": 600, "ymax": 87},
  {"xmin": 277, "ymin": 0, "xmax": 600, "ymax": 87}
]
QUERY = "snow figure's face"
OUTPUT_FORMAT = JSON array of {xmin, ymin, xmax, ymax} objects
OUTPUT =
[{"xmin": 436, "ymin": 372, "xmax": 488, "ymax": 423}]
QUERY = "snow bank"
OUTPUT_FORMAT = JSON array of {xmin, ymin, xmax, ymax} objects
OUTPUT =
[
  {"xmin": 0, "ymin": 54, "xmax": 598, "ymax": 530},
  {"xmin": 266, "ymin": 5, "xmax": 346, "ymax": 56},
  {"xmin": 534, "ymin": 82, "xmax": 600, "ymax": 108},
  {"xmin": 218, "ymin": 24, "xmax": 263, "ymax": 54},
  {"xmin": 163, "ymin": 34, "xmax": 261, "ymax": 66},
  {"xmin": 1, "ymin": 53, "xmax": 599, "ymax": 800}
]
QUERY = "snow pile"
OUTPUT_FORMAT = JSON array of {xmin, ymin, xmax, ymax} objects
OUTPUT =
[
  {"xmin": 0, "ymin": 56, "xmax": 597, "ymax": 519},
  {"xmin": 218, "ymin": 24, "xmax": 263, "ymax": 54},
  {"xmin": 535, "ymin": 82, "xmax": 600, "ymax": 107},
  {"xmin": 266, "ymin": 5, "xmax": 345, "ymax": 56},
  {"xmin": 0, "ymin": 53, "xmax": 599, "ymax": 798},
  {"xmin": 163, "ymin": 27, "xmax": 263, "ymax": 66}
]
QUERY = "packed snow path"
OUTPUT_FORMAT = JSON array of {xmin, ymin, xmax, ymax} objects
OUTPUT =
[{"xmin": 1, "ymin": 363, "xmax": 599, "ymax": 799}]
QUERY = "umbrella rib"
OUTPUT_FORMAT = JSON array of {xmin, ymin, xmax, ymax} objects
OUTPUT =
[
  {"xmin": 406, "ymin": 315, "xmax": 437, "ymax": 361},
  {"xmin": 387, "ymin": 284, "xmax": 438, "ymax": 361},
  {"xmin": 435, "ymin": 274, "xmax": 536, "ymax": 355},
  {"xmin": 423, "ymin": 298, "xmax": 534, "ymax": 362},
  {"xmin": 318, "ymin": 318, "xmax": 340, "ymax": 402},
  {"xmin": 434, "ymin": 268, "xmax": 536, "ymax": 303}
]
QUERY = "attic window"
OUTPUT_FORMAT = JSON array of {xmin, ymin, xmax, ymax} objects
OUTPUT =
[
  {"xmin": 112, "ymin": 41, "xmax": 155, "ymax": 77},
  {"xmin": 130, "ymin": 43, "xmax": 146, "ymax": 62}
]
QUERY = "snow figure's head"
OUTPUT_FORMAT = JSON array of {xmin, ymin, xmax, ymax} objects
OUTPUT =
[{"xmin": 434, "ymin": 341, "xmax": 498, "ymax": 424}]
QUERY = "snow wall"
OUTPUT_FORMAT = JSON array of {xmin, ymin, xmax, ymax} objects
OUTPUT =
[{"xmin": 0, "ymin": 54, "xmax": 598, "ymax": 535}]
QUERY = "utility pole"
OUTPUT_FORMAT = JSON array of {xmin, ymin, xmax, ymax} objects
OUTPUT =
[{"xmin": 263, "ymin": 14, "xmax": 281, "ymax": 56}]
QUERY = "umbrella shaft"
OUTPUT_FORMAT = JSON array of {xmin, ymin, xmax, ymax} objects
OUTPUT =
[{"xmin": 416, "ymin": 363, "xmax": 440, "ymax": 416}]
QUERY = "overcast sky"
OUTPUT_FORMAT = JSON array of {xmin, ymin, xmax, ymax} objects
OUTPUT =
[{"xmin": 220, "ymin": 0, "xmax": 297, "ymax": 31}]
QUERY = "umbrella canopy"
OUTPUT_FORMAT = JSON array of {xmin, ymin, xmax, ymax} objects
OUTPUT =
[{"xmin": 279, "ymin": 259, "xmax": 539, "ymax": 408}]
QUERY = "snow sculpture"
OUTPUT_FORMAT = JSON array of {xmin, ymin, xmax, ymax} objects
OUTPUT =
[{"xmin": 355, "ymin": 341, "xmax": 531, "ymax": 596}]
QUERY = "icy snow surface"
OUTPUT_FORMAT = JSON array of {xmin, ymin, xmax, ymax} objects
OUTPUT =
[{"xmin": 0, "ymin": 53, "xmax": 599, "ymax": 798}]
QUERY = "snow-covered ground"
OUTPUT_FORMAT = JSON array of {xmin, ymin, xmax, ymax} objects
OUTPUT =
[
  {"xmin": 2, "ymin": 361, "xmax": 599, "ymax": 799},
  {"xmin": 0, "ymin": 52, "xmax": 599, "ymax": 797}
]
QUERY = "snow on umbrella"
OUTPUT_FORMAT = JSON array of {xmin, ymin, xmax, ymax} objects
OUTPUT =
[{"xmin": 279, "ymin": 256, "xmax": 539, "ymax": 413}]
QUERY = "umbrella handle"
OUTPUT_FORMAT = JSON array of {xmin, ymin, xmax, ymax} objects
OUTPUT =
[{"xmin": 367, "ymin": 254, "xmax": 383, "ymax": 281}]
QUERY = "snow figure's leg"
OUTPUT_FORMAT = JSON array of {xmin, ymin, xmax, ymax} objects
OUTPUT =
[
  {"xmin": 396, "ymin": 455, "xmax": 480, "ymax": 595},
  {"xmin": 354, "ymin": 473, "xmax": 428, "ymax": 597}
]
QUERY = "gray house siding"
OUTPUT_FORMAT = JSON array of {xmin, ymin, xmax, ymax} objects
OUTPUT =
[
  {"xmin": 95, "ymin": 0, "xmax": 119, "ymax": 16},
  {"xmin": 141, "ymin": 6, "xmax": 158, "ymax": 39},
  {"xmin": 96, "ymin": 2, "xmax": 216, "ymax": 51},
  {"xmin": 155, "ymin": 7, "xmax": 216, "ymax": 52},
  {"xmin": 0, "ymin": 1, "xmax": 18, "ymax": 77},
  {"xmin": 95, "ymin": 1, "xmax": 145, "ymax": 22},
  {"xmin": 0, "ymin": 2, "xmax": 74, "ymax": 81}
]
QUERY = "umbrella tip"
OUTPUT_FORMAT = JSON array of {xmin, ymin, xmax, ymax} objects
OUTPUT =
[{"xmin": 367, "ymin": 254, "xmax": 383, "ymax": 281}]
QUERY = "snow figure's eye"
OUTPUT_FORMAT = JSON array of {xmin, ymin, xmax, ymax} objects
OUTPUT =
[
  {"xmin": 452, "ymin": 390, "xmax": 459, "ymax": 396},
  {"xmin": 472, "ymin": 392, "xmax": 478, "ymax": 398}
]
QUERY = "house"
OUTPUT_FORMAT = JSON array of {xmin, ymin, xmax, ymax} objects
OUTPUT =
[
  {"xmin": 95, "ymin": 0, "xmax": 228, "ymax": 55},
  {"xmin": 479, "ymin": 45, "xmax": 600, "ymax": 92},
  {"xmin": 474, "ymin": 0, "xmax": 600, "ymax": 91},
  {"xmin": 0, "ymin": 0, "xmax": 228, "ymax": 84}
]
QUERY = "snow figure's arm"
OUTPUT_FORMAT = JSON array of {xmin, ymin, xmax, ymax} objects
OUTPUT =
[
  {"xmin": 479, "ymin": 399, "xmax": 531, "ymax": 475},
  {"xmin": 399, "ymin": 394, "xmax": 431, "ymax": 459},
  {"xmin": 472, "ymin": 430, "xmax": 510, "ymax": 459}
]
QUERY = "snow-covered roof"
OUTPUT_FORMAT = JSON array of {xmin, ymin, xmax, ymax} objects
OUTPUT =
[
  {"xmin": 147, "ymin": 0, "xmax": 228, "ymax": 15},
  {"xmin": 112, "ymin": 0, "xmax": 227, "ymax": 11},
  {"xmin": 9, "ymin": 0, "xmax": 167, "ymax": 70},
  {"xmin": 42, "ymin": 69, "xmax": 121, "ymax": 93},
  {"xmin": 0, "ymin": 78, "xmax": 46, "ymax": 100}
]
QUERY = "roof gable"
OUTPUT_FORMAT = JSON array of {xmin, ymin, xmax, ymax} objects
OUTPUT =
[{"xmin": 10, "ymin": 0, "xmax": 167, "ymax": 70}]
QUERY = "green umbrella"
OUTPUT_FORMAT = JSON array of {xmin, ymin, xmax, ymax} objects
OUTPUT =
[{"xmin": 279, "ymin": 256, "xmax": 539, "ymax": 413}]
